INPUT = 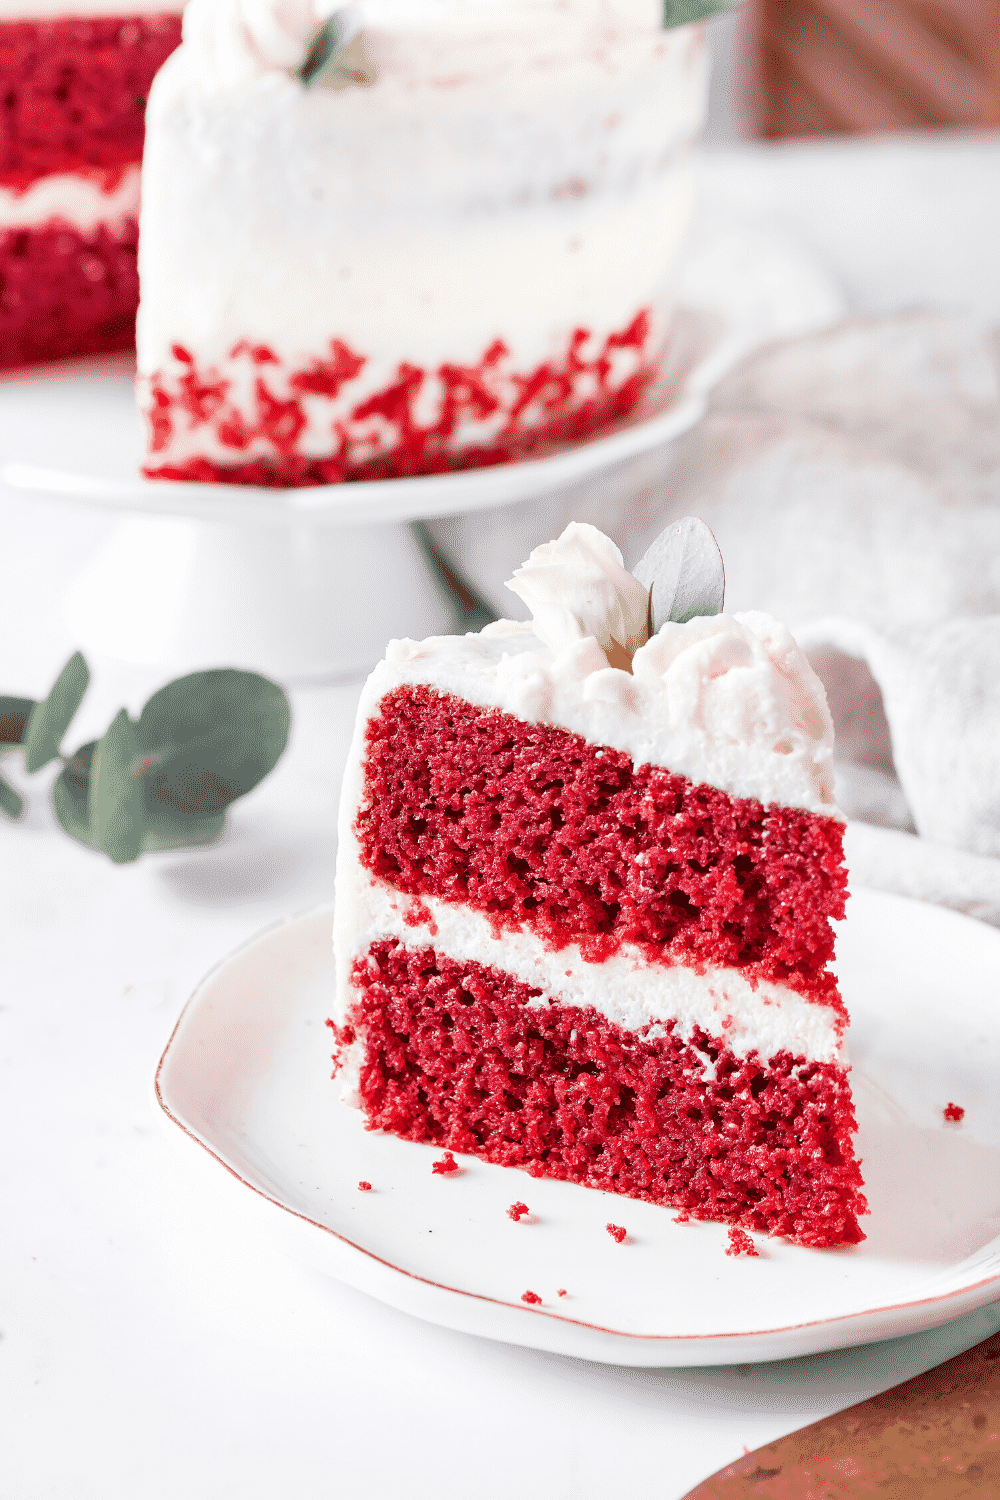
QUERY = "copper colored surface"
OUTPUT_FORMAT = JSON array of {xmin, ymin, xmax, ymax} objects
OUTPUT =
[
  {"xmin": 749, "ymin": 0, "xmax": 1000, "ymax": 137},
  {"xmin": 684, "ymin": 1329, "xmax": 1000, "ymax": 1497}
]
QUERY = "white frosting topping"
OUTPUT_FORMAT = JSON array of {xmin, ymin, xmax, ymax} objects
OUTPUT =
[
  {"xmin": 507, "ymin": 521, "xmax": 649, "ymax": 671},
  {"xmin": 0, "ymin": 167, "xmax": 140, "ymax": 233},
  {"xmin": 138, "ymin": 1, "xmax": 705, "ymax": 409},
  {"xmin": 181, "ymin": 0, "xmax": 670, "ymax": 80},
  {"xmin": 367, "ymin": 614, "xmax": 839, "ymax": 816},
  {"xmin": 332, "ymin": 870, "xmax": 847, "ymax": 1067}
]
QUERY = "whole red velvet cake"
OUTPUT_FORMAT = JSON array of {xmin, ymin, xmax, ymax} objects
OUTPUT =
[
  {"xmin": 0, "ymin": 0, "xmax": 181, "ymax": 369},
  {"xmin": 330, "ymin": 522, "xmax": 867, "ymax": 1248}
]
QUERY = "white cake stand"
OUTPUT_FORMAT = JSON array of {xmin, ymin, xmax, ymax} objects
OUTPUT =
[{"xmin": 0, "ymin": 210, "xmax": 846, "ymax": 681}]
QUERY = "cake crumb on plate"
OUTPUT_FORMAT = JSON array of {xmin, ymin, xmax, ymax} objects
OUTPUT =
[
  {"xmin": 521, "ymin": 1290, "xmax": 542, "ymax": 1306},
  {"xmin": 508, "ymin": 1201, "xmax": 529, "ymax": 1221},
  {"xmin": 606, "ymin": 1223, "xmax": 627, "ymax": 1244},
  {"xmin": 726, "ymin": 1227, "xmax": 760, "ymax": 1258},
  {"xmin": 944, "ymin": 1102, "xmax": 966, "ymax": 1122},
  {"xmin": 432, "ymin": 1151, "xmax": 459, "ymax": 1174}
]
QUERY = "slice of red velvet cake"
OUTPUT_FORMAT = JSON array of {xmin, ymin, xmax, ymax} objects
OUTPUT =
[
  {"xmin": 0, "ymin": 1, "xmax": 182, "ymax": 369},
  {"xmin": 331, "ymin": 522, "xmax": 867, "ymax": 1248}
]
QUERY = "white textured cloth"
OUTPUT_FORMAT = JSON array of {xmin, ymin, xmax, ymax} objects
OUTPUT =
[{"xmin": 662, "ymin": 311, "xmax": 1000, "ymax": 925}]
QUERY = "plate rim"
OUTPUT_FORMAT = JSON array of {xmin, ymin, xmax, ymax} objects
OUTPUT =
[{"xmin": 152, "ymin": 890, "xmax": 1000, "ymax": 1360}]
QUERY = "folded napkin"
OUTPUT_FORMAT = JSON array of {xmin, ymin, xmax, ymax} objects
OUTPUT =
[
  {"xmin": 800, "ymin": 616, "xmax": 1000, "ymax": 926},
  {"xmin": 654, "ymin": 310, "xmax": 1000, "ymax": 925}
]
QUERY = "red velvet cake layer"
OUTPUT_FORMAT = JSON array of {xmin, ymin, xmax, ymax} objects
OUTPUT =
[
  {"xmin": 333, "ymin": 940, "xmax": 866, "ymax": 1247},
  {"xmin": 141, "ymin": 313, "xmax": 656, "ymax": 485},
  {"xmin": 0, "ymin": 218, "xmax": 138, "ymax": 369},
  {"xmin": 0, "ymin": 14, "xmax": 182, "ymax": 180},
  {"xmin": 356, "ymin": 687, "xmax": 848, "ymax": 1008}
]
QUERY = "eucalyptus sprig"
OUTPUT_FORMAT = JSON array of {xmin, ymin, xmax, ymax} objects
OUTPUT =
[
  {"xmin": 663, "ymin": 0, "xmax": 737, "ymax": 25},
  {"xmin": 0, "ymin": 654, "xmax": 291, "ymax": 865}
]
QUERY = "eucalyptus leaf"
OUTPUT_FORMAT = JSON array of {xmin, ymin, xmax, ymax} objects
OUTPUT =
[
  {"xmin": 663, "ymin": 0, "xmax": 735, "ymax": 25},
  {"xmin": 0, "ymin": 695, "xmax": 35, "ymax": 748},
  {"xmin": 136, "ymin": 669, "xmax": 291, "ymax": 818},
  {"xmin": 53, "ymin": 742, "xmax": 225, "ymax": 853},
  {"xmin": 299, "ymin": 9, "xmax": 377, "ymax": 90},
  {"xmin": 633, "ymin": 516, "xmax": 726, "ymax": 633},
  {"xmin": 0, "ymin": 771, "xmax": 23, "ymax": 819},
  {"xmin": 89, "ymin": 711, "xmax": 147, "ymax": 864},
  {"xmin": 142, "ymin": 806, "xmax": 227, "ymax": 852},
  {"xmin": 23, "ymin": 652, "xmax": 90, "ymax": 772},
  {"xmin": 52, "ymin": 741, "xmax": 96, "ymax": 846}
]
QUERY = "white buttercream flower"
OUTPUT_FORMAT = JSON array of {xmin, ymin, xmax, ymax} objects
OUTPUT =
[{"xmin": 505, "ymin": 522, "xmax": 649, "ymax": 671}]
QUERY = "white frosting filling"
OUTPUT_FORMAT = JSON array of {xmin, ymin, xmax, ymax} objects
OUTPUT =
[
  {"xmin": 0, "ymin": 166, "xmax": 141, "ymax": 232},
  {"xmin": 136, "ymin": 2, "xmax": 706, "ymax": 411},
  {"xmin": 332, "ymin": 867, "xmax": 846, "ymax": 1068}
]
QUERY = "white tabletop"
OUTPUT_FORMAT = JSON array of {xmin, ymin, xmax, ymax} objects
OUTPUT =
[{"xmin": 5, "ymin": 132, "xmax": 1000, "ymax": 1499}]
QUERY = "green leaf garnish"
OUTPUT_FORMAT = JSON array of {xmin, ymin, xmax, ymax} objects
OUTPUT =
[
  {"xmin": 54, "ymin": 741, "xmax": 225, "ymax": 855},
  {"xmin": 299, "ymin": 12, "xmax": 378, "ymax": 90},
  {"xmin": 0, "ymin": 695, "xmax": 35, "ymax": 749},
  {"xmin": 9, "ymin": 656, "xmax": 290, "ymax": 861},
  {"xmin": 633, "ymin": 516, "xmax": 726, "ymax": 634},
  {"xmin": 89, "ymin": 710, "xmax": 147, "ymax": 865},
  {"xmin": 663, "ymin": 0, "xmax": 735, "ymax": 26},
  {"xmin": 136, "ymin": 669, "xmax": 291, "ymax": 818},
  {"xmin": 52, "ymin": 741, "xmax": 96, "ymax": 846},
  {"xmin": 0, "ymin": 772, "xmax": 23, "ymax": 819},
  {"xmin": 22, "ymin": 652, "xmax": 90, "ymax": 772}
]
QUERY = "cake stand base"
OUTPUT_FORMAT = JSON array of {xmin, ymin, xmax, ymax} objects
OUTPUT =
[{"xmin": 63, "ymin": 512, "xmax": 453, "ymax": 682}]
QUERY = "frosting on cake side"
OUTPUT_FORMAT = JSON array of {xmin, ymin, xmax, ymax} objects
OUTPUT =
[{"xmin": 136, "ymin": 0, "xmax": 707, "ymax": 480}]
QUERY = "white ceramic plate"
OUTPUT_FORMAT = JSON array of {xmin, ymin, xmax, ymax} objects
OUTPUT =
[
  {"xmin": 0, "ymin": 211, "xmax": 844, "ymax": 529},
  {"xmin": 154, "ymin": 887, "xmax": 1000, "ymax": 1367}
]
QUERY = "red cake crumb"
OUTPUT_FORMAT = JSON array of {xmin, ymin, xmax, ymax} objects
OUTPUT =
[
  {"xmin": 726, "ymin": 1227, "xmax": 759, "ymax": 1257},
  {"xmin": 141, "ymin": 311, "xmax": 657, "ymax": 485},
  {"xmin": 432, "ymin": 1151, "xmax": 459, "ymax": 1174},
  {"xmin": 944, "ymin": 1102, "xmax": 966, "ymax": 1122},
  {"xmin": 358, "ymin": 1181, "xmax": 372, "ymax": 1191},
  {"xmin": 508, "ymin": 1202, "xmax": 529, "ymax": 1221},
  {"xmin": 674, "ymin": 1212, "xmax": 691, "ymax": 1224},
  {"xmin": 0, "ymin": 219, "xmax": 140, "ymax": 370},
  {"xmin": 606, "ymin": 1223, "xmax": 627, "ymax": 1244},
  {"xmin": 336, "ymin": 940, "xmax": 867, "ymax": 1248},
  {"xmin": 0, "ymin": 15, "xmax": 182, "ymax": 180},
  {"xmin": 0, "ymin": 14, "xmax": 182, "ymax": 368},
  {"xmin": 355, "ymin": 687, "xmax": 848, "ymax": 1009},
  {"xmin": 521, "ymin": 1290, "xmax": 542, "ymax": 1306},
  {"xmin": 557, "ymin": 1289, "xmax": 568, "ymax": 1298}
]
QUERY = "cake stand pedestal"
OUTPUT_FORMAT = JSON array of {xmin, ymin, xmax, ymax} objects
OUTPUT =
[{"xmin": 59, "ymin": 509, "xmax": 454, "ymax": 682}]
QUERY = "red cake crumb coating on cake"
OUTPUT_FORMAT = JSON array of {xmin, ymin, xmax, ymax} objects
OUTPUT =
[
  {"xmin": 944, "ymin": 1102, "xmax": 965, "ymax": 1122},
  {"xmin": 335, "ymin": 941, "xmax": 867, "ymax": 1248},
  {"xmin": 0, "ymin": 218, "xmax": 139, "ymax": 369},
  {"xmin": 726, "ymin": 1227, "xmax": 759, "ymax": 1257},
  {"xmin": 521, "ymin": 1290, "xmax": 542, "ymax": 1305},
  {"xmin": 0, "ymin": 15, "xmax": 182, "ymax": 180},
  {"xmin": 432, "ymin": 1151, "xmax": 459, "ymax": 1174},
  {"xmin": 141, "ymin": 313, "xmax": 656, "ymax": 486},
  {"xmin": 606, "ymin": 1223, "xmax": 627, "ymax": 1244},
  {"xmin": 357, "ymin": 688, "xmax": 848, "ymax": 1010},
  {"xmin": 508, "ymin": 1201, "xmax": 529, "ymax": 1221}
]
